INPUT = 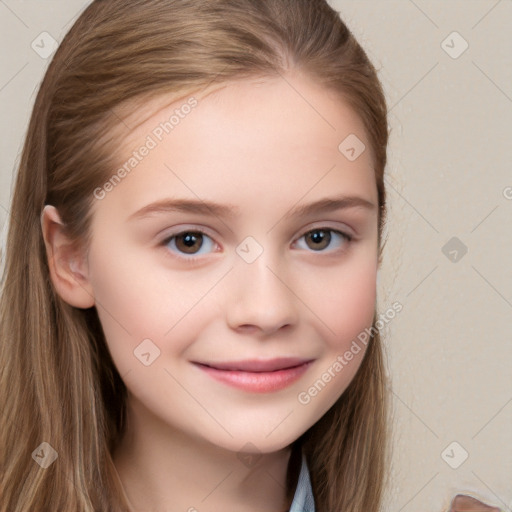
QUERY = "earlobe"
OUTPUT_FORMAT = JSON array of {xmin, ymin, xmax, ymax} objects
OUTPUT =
[{"xmin": 40, "ymin": 205, "xmax": 95, "ymax": 309}]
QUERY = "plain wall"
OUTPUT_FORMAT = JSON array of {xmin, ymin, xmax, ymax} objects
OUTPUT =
[{"xmin": 0, "ymin": 1, "xmax": 510, "ymax": 511}]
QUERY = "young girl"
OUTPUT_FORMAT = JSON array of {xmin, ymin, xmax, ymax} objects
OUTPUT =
[{"xmin": 0, "ymin": 1, "xmax": 499, "ymax": 511}]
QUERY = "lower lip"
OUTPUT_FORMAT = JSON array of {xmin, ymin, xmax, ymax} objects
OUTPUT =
[{"xmin": 194, "ymin": 361, "xmax": 314, "ymax": 393}]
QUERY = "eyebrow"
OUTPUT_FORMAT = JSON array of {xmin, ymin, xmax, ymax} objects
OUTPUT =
[{"xmin": 128, "ymin": 195, "xmax": 376, "ymax": 221}]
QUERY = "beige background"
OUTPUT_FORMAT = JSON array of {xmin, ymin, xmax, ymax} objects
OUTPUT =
[{"xmin": 1, "ymin": 1, "xmax": 511, "ymax": 511}]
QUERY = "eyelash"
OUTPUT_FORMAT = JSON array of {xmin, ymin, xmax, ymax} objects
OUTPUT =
[{"xmin": 160, "ymin": 227, "xmax": 354, "ymax": 263}]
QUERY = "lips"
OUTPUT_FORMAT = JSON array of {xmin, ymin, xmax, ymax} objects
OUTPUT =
[
  {"xmin": 192, "ymin": 358, "xmax": 315, "ymax": 393},
  {"xmin": 193, "ymin": 357, "xmax": 313, "ymax": 372}
]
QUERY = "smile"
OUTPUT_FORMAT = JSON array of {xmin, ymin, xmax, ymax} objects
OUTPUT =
[{"xmin": 192, "ymin": 358, "xmax": 315, "ymax": 393}]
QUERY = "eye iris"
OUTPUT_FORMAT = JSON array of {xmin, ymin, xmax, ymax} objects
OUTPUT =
[
  {"xmin": 306, "ymin": 230, "xmax": 331, "ymax": 250},
  {"xmin": 176, "ymin": 232, "xmax": 202, "ymax": 254}
]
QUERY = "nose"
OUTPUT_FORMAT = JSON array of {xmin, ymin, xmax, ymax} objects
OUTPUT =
[{"xmin": 225, "ymin": 251, "xmax": 299, "ymax": 336}]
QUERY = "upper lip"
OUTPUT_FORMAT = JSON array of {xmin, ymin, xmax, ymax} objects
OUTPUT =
[{"xmin": 193, "ymin": 357, "xmax": 314, "ymax": 372}]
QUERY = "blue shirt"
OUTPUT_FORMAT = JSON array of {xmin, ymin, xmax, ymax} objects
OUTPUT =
[{"xmin": 288, "ymin": 453, "xmax": 316, "ymax": 512}]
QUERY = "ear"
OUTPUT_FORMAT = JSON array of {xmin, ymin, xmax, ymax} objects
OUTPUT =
[{"xmin": 40, "ymin": 205, "xmax": 95, "ymax": 309}]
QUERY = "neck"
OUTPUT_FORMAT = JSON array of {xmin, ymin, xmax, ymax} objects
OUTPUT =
[{"xmin": 112, "ymin": 393, "xmax": 297, "ymax": 512}]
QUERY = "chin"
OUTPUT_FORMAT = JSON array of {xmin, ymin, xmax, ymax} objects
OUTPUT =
[{"xmin": 201, "ymin": 428, "xmax": 301, "ymax": 456}]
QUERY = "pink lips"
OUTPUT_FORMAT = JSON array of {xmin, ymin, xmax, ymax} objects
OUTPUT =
[{"xmin": 192, "ymin": 357, "xmax": 314, "ymax": 393}]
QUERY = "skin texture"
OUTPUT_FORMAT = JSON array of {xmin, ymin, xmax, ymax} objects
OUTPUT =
[{"xmin": 41, "ymin": 70, "xmax": 380, "ymax": 512}]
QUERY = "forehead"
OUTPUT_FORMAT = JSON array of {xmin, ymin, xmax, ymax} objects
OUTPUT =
[
  {"xmin": 97, "ymin": 72, "xmax": 377, "ymax": 216},
  {"xmin": 114, "ymin": 72, "xmax": 370, "ymax": 164}
]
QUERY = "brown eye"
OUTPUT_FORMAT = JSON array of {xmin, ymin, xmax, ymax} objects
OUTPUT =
[
  {"xmin": 304, "ymin": 229, "xmax": 331, "ymax": 251},
  {"xmin": 297, "ymin": 228, "xmax": 352, "ymax": 253},
  {"xmin": 174, "ymin": 232, "xmax": 204, "ymax": 254},
  {"xmin": 162, "ymin": 230, "xmax": 216, "ymax": 260}
]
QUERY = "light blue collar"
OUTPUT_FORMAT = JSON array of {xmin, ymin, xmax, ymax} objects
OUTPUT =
[{"xmin": 288, "ymin": 452, "xmax": 315, "ymax": 512}]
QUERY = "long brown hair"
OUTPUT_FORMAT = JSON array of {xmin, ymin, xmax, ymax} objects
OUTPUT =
[{"xmin": 0, "ymin": 1, "xmax": 390, "ymax": 510}]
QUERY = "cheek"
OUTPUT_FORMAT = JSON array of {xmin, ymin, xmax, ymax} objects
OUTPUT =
[
  {"xmin": 293, "ymin": 262, "xmax": 377, "ymax": 423},
  {"xmin": 86, "ymin": 241, "xmax": 218, "ymax": 374},
  {"xmin": 309, "ymin": 256, "xmax": 377, "ymax": 349},
  {"xmin": 87, "ymin": 244, "xmax": 167, "ymax": 362}
]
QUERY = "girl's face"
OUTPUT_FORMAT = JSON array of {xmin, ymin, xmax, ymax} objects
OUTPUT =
[{"xmin": 84, "ymin": 71, "xmax": 379, "ymax": 453}]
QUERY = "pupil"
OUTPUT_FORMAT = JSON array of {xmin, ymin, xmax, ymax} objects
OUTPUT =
[
  {"xmin": 308, "ymin": 230, "xmax": 330, "ymax": 250},
  {"xmin": 178, "ymin": 232, "xmax": 202, "ymax": 253},
  {"xmin": 183, "ymin": 233, "xmax": 197, "ymax": 246}
]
